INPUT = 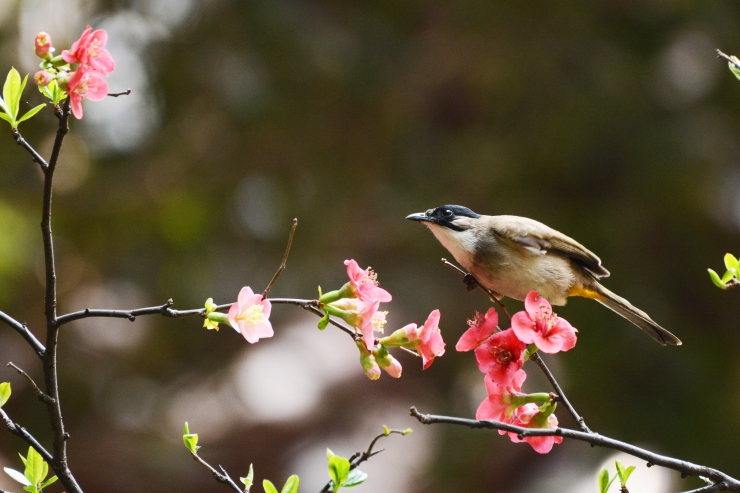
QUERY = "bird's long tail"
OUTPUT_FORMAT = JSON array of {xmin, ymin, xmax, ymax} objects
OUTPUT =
[{"xmin": 588, "ymin": 282, "xmax": 682, "ymax": 346}]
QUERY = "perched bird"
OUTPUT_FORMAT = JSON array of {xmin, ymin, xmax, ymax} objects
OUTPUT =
[{"xmin": 406, "ymin": 205, "xmax": 681, "ymax": 346}]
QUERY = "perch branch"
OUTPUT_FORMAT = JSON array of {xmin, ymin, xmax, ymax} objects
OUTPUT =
[{"xmin": 441, "ymin": 258, "xmax": 511, "ymax": 320}]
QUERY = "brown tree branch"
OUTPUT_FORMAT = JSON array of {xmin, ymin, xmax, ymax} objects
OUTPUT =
[
  {"xmin": 107, "ymin": 89, "xmax": 131, "ymax": 97},
  {"xmin": 11, "ymin": 129, "xmax": 48, "ymax": 171},
  {"xmin": 262, "ymin": 218, "xmax": 298, "ymax": 299},
  {"xmin": 190, "ymin": 451, "xmax": 243, "ymax": 493},
  {"xmin": 1, "ymin": 408, "xmax": 53, "ymax": 462},
  {"xmin": 409, "ymin": 407, "xmax": 740, "ymax": 491},
  {"xmin": 0, "ymin": 310, "xmax": 45, "ymax": 357},
  {"xmin": 6, "ymin": 362, "xmax": 55, "ymax": 406}
]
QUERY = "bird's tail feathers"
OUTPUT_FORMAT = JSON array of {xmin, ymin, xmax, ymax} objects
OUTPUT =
[{"xmin": 591, "ymin": 283, "xmax": 682, "ymax": 346}]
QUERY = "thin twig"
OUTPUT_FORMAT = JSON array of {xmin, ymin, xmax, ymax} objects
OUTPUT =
[
  {"xmin": 409, "ymin": 407, "xmax": 740, "ymax": 491},
  {"xmin": 0, "ymin": 311, "xmax": 45, "ymax": 357},
  {"xmin": 678, "ymin": 484, "xmax": 728, "ymax": 493},
  {"xmin": 1, "ymin": 408, "xmax": 53, "ymax": 462},
  {"xmin": 107, "ymin": 89, "xmax": 131, "ymax": 97},
  {"xmin": 262, "ymin": 218, "xmax": 298, "ymax": 299},
  {"xmin": 528, "ymin": 352, "xmax": 590, "ymax": 433},
  {"xmin": 12, "ymin": 129, "xmax": 48, "ymax": 171},
  {"xmin": 320, "ymin": 429, "xmax": 408, "ymax": 492},
  {"xmin": 6, "ymin": 362, "xmax": 55, "ymax": 406},
  {"xmin": 190, "ymin": 452, "xmax": 242, "ymax": 493},
  {"xmin": 441, "ymin": 258, "xmax": 511, "ymax": 320},
  {"xmin": 717, "ymin": 50, "xmax": 740, "ymax": 70}
]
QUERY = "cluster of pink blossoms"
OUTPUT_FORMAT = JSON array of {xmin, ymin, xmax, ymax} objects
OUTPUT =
[
  {"xmin": 457, "ymin": 291, "xmax": 578, "ymax": 454},
  {"xmin": 201, "ymin": 259, "xmax": 446, "ymax": 380},
  {"xmin": 32, "ymin": 26, "xmax": 115, "ymax": 118}
]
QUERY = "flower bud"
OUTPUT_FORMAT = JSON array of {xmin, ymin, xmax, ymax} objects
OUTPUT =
[
  {"xmin": 378, "ymin": 323, "xmax": 419, "ymax": 348},
  {"xmin": 34, "ymin": 71, "xmax": 53, "ymax": 87},
  {"xmin": 35, "ymin": 32, "xmax": 53, "ymax": 58},
  {"xmin": 357, "ymin": 341, "xmax": 381, "ymax": 380},
  {"xmin": 373, "ymin": 345, "xmax": 402, "ymax": 378}
]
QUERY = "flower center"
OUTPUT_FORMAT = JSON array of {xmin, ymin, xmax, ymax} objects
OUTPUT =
[
  {"xmin": 372, "ymin": 311, "xmax": 388, "ymax": 333},
  {"xmin": 87, "ymin": 39, "xmax": 103, "ymax": 58},
  {"xmin": 535, "ymin": 304, "xmax": 556, "ymax": 335},
  {"xmin": 236, "ymin": 304, "xmax": 264, "ymax": 325},
  {"xmin": 360, "ymin": 268, "xmax": 379, "ymax": 286},
  {"xmin": 467, "ymin": 311, "xmax": 485, "ymax": 330},
  {"xmin": 36, "ymin": 34, "xmax": 50, "ymax": 47},
  {"xmin": 492, "ymin": 346, "xmax": 514, "ymax": 365}
]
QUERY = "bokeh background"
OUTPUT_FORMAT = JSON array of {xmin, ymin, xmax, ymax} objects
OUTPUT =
[{"xmin": 1, "ymin": 1, "xmax": 740, "ymax": 492}]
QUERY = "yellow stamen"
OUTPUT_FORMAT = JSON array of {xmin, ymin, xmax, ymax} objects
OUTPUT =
[{"xmin": 236, "ymin": 304, "xmax": 264, "ymax": 325}]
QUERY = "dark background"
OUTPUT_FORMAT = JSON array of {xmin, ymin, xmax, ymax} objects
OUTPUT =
[{"xmin": 1, "ymin": 1, "xmax": 739, "ymax": 492}]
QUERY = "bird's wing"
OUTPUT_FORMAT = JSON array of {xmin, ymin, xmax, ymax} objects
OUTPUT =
[{"xmin": 491, "ymin": 215, "xmax": 610, "ymax": 278}]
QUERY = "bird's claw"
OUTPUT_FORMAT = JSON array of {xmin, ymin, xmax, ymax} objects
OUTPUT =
[{"xmin": 462, "ymin": 273, "xmax": 478, "ymax": 292}]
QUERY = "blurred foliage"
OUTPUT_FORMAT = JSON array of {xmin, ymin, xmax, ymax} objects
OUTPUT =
[{"xmin": 1, "ymin": 1, "xmax": 740, "ymax": 492}]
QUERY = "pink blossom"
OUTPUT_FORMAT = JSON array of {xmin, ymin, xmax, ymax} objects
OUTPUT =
[
  {"xmin": 62, "ymin": 26, "xmax": 115, "ymax": 76},
  {"xmin": 374, "ymin": 347, "xmax": 402, "ymax": 378},
  {"xmin": 227, "ymin": 286, "xmax": 273, "ymax": 344},
  {"xmin": 511, "ymin": 291, "xmax": 577, "ymax": 354},
  {"xmin": 476, "ymin": 369, "xmax": 526, "ymax": 422},
  {"xmin": 67, "ymin": 67, "xmax": 108, "ymax": 119},
  {"xmin": 474, "ymin": 328, "xmax": 526, "ymax": 386},
  {"xmin": 409, "ymin": 309, "xmax": 446, "ymax": 369},
  {"xmin": 344, "ymin": 259, "xmax": 392, "ymax": 303},
  {"xmin": 505, "ymin": 403, "xmax": 563, "ymax": 454},
  {"xmin": 34, "ymin": 32, "xmax": 52, "ymax": 57},
  {"xmin": 329, "ymin": 298, "xmax": 381, "ymax": 350},
  {"xmin": 34, "ymin": 71, "xmax": 53, "ymax": 87},
  {"xmin": 456, "ymin": 308, "xmax": 498, "ymax": 352}
]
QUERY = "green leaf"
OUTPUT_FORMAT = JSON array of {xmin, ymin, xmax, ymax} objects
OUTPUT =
[
  {"xmin": 281, "ymin": 474, "xmax": 299, "ymax": 493},
  {"xmin": 19, "ymin": 452, "xmax": 27, "ymax": 467},
  {"xmin": 326, "ymin": 448, "xmax": 335, "ymax": 460},
  {"xmin": 183, "ymin": 422, "xmax": 201, "ymax": 453},
  {"xmin": 730, "ymin": 57, "xmax": 740, "ymax": 80},
  {"xmin": 0, "ymin": 382, "xmax": 10, "ymax": 407},
  {"xmin": 4, "ymin": 68, "xmax": 22, "ymax": 119},
  {"xmin": 328, "ymin": 456, "xmax": 350, "ymax": 490},
  {"xmin": 598, "ymin": 468, "xmax": 609, "ymax": 493},
  {"xmin": 23, "ymin": 485, "xmax": 37, "ymax": 493},
  {"xmin": 0, "ymin": 111, "xmax": 13, "ymax": 125},
  {"xmin": 16, "ymin": 104, "xmax": 46, "ymax": 126},
  {"xmin": 619, "ymin": 465, "xmax": 636, "ymax": 486},
  {"xmin": 39, "ymin": 475, "xmax": 58, "ymax": 490},
  {"xmin": 722, "ymin": 270, "xmax": 735, "ymax": 283},
  {"xmin": 26, "ymin": 447, "xmax": 45, "ymax": 486},
  {"xmin": 240, "ymin": 463, "xmax": 254, "ymax": 491},
  {"xmin": 5, "ymin": 467, "xmax": 31, "ymax": 486},
  {"xmin": 317, "ymin": 313, "xmax": 329, "ymax": 330},
  {"xmin": 342, "ymin": 469, "xmax": 367, "ymax": 488},
  {"xmin": 725, "ymin": 253, "xmax": 739, "ymax": 273},
  {"xmin": 262, "ymin": 479, "xmax": 279, "ymax": 493},
  {"xmin": 708, "ymin": 269, "xmax": 727, "ymax": 289}
]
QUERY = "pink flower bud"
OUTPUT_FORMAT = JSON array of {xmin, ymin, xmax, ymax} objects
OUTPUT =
[
  {"xmin": 374, "ymin": 346, "xmax": 402, "ymax": 378},
  {"xmin": 357, "ymin": 341, "xmax": 381, "ymax": 380},
  {"xmin": 35, "ymin": 32, "xmax": 52, "ymax": 58},
  {"xmin": 34, "ymin": 71, "xmax": 53, "ymax": 87}
]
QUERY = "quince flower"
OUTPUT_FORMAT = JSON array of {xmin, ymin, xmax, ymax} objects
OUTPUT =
[
  {"xmin": 504, "ymin": 402, "xmax": 562, "ymax": 454},
  {"xmin": 34, "ymin": 32, "xmax": 52, "ymax": 58},
  {"xmin": 456, "ymin": 308, "xmax": 498, "ymax": 352},
  {"xmin": 511, "ymin": 291, "xmax": 577, "ymax": 354},
  {"xmin": 344, "ymin": 259, "xmax": 392, "ymax": 303},
  {"xmin": 228, "ymin": 286, "xmax": 273, "ymax": 344},
  {"xmin": 62, "ymin": 25, "xmax": 115, "ymax": 75},
  {"xmin": 474, "ymin": 328, "xmax": 526, "ymax": 386},
  {"xmin": 67, "ymin": 67, "xmax": 108, "ymax": 119},
  {"xmin": 476, "ymin": 369, "xmax": 527, "ymax": 422}
]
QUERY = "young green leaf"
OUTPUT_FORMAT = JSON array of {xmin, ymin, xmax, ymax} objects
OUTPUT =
[
  {"xmin": 17, "ymin": 103, "xmax": 46, "ymax": 126},
  {"xmin": 241, "ymin": 463, "xmax": 254, "ymax": 491},
  {"xmin": 326, "ymin": 448, "xmax": 335, "ymax": 460},
  {"xmin": 317, "ymin": 313, "xmax": 329, "ymax": 330},
  {"xmin": 39, "ymin": 475, "xmax": 58, "ymax": 490},
  {"xmin": 23, "ymin": 485, "xmax": 38, "ymax": 493},
  {"xmin": 328, "ymin": 456, "xmax": 350, "ymax": 490},
  {"xmin": 183, "ymin": 422, "xmax": 190, "ymax": 435},
  {"xmin": 281, "ymin": 474, "xmax": 300, "ymax": 493},
  {"xmin": 3, "ymin": 68, "xmax": 22, "ymax": 120},
  {"xmin": 0, "ymin": 112, "xmax": 12, "ymax": 125},
  {"xmin": 4, "ymin": 467, "xmax": 31, "ymax": 486},
  {"xmin": 262, "ymin": 479, "xmax": 279, "ymax": 493},
  {"xmin": 615, "ymin": 460, "xmax": 636, "ymax": 487},
  {"xmin": 0, "ymin": 382, "xmax": 10, "ymax": 407},
  {"xmin": 708, "ymin": 269, "xmax": 727, "ymax": 289},
  {"xmin": 342, "ymin": 469, "xmax": 368, "ymax": 488},
  {"xmin": 725, "ymin": 253, "xmax": 739, "ymax": 273},
  {"xmin": 722, "ymin": 270, "xmax": 735, "ymax": 283},
  {"xmin": 25, "ymin": 446, "xmax": 45, "ymax": 487},
  {"xmin": 598, "ymin": 468, "xmax": 609, "ymax": 493},
  {"xmin": 730, "ymin": 57, "xmax": 740, "ymax": 81}
]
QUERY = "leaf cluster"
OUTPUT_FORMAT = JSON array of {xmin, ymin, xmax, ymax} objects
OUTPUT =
[
  {"xmin": 3, "ymin": 447, "xmax": 58, "ymax": 493},
  {"xmin": 0, "ymin": 68, "xmax": 45, "ymax": 129}
]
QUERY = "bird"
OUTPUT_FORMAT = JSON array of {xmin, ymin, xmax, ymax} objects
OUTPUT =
[{"xmin": 406, "ymin": 205, "xmax": 681, "ymax": 346}]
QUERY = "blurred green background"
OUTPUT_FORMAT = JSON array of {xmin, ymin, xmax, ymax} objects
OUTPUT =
[{"xmin": 1, "ymin": 1, "xmax": 740, "ymax": 492}]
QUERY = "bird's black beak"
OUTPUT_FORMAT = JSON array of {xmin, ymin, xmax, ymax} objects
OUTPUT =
[{"xmin": 406, "ymin": 212, "xmax": 436, "ymax": 224}]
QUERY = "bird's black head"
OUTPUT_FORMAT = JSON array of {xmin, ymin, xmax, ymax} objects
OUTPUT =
[{"xmin": 406, "ymin": 205, "xmax": 481, "ymax": 231}]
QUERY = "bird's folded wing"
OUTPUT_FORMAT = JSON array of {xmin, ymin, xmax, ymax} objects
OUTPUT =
[{"xmin": 491, "ymin": 215, "xmax": 610, "ymax": 278}]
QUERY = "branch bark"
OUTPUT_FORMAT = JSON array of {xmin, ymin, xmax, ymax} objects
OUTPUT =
[
  {"xmin": 1, "ymin": 408, "xmax": 53, "ymax": 462},
  {"xmin": 12, "ymin": 129, "xmax": 49, "ymax": 171},
  {"xmin": 0, "ymin": 310, "xmax": 45, "ymax": 357},
  {"xmin": 190, "ymin": 451, "xmax": 243, "ymax": 493},
  {"xmin": 409, "ymin": 407, "xmax": 740, "ymax": 491}
]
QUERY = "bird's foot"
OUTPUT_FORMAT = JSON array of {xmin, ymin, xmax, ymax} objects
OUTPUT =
[{"xmin": 462, "ymin": 273, "xmax": 478, "ymax": 292}]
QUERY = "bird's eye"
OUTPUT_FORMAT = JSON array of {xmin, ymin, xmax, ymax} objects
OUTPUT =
[{"xmin": 442, "ymin": 209, "xmax": 453, "ymax": 218}]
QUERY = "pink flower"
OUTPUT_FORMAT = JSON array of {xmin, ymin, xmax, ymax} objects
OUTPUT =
[
  {"xmin": 34, "ymin": 32, "xmax": 52, "ymax": 58},
  {"xmin": 62, "ymin": 26, "xmax": 115, "ymax": 76},
  {"xmin": 511, "ymin": 291, "xmax": 577, "ymax": 354},
  {"xmin": 476, "ymin": 369, "xmax": 527, "ymax": 422},
  {"xmin": 400, "ymin": 309, "xmax": 446, "ymax": 369},
  {"xmin": 474, "ymin": 328, "xmax": 526, "ymax": 386},
  {"xmin": 374, "ymin": 347, "xmax": 402, "ymax": 378},
  {"xmin": 67, "ymin": 67, "xmax": 108, "ymax": 119},
  {"xmin": 328, "ymin": 298, "xmax": 381, "ymax": 350},
  {"xmin": 456, "ymin": 308, "xmax": 498, "ymax": 352},
  {"xmin": 34, "ymin": 71, "xmax": 53, "ymax": 87},
  {"xmin": 505, "ymin": 403, "xmax": 563, "ymax": 454},
  {"xmin": 227, "ymin": 286, "xmax": 273, "ymax": 344},
  {"xmin": 344, "ymin": 259, "xmax": 392, "ymax": 303}
]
